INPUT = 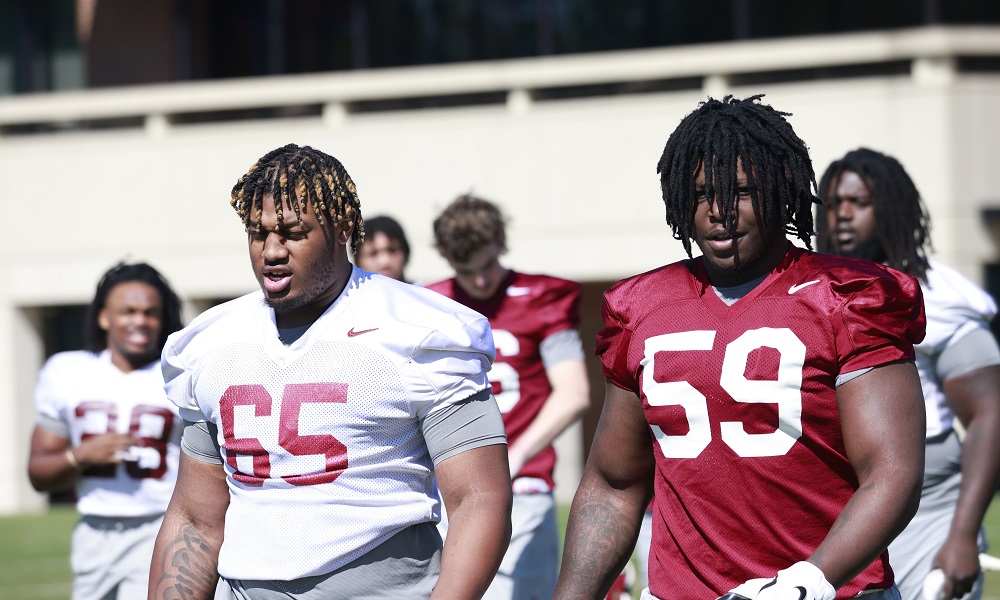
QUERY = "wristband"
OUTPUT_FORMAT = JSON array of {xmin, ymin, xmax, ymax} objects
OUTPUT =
[{"xmin": 65, "ymin": 448, "xmax": 83, "ymax": 471}]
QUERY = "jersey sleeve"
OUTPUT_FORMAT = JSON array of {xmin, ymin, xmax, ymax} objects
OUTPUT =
[
  {"xmin": 161, "ymin": 327, "xmax": 210, "ymax": 423},
  {"xmin": 539, "ymin": 328, "xmax": 585, "ymax": 368},
  {"xmin": 420, "ymin": 389, "xmax": 507, "ymax": 464},
  {"xmin": 834, "ymin": 267, "xmax": 926, "ymax": 374},
  {"xmin": 407, "ymin": 308, "xmax": 496, "ymax": 419},
  {"xmin": 180, "ymin": 420, "xmax": 223, "ymax": 464},
  {"xmin": 34, "ymin": 354, "xmax": 71, "ymax": 437},
  {"xmin": 536, "ymin": 278, "xmax": 582, "ymax": 338},
  {"xmin": 921, "ymin": 261, "xmax": 999, "ymax": 356},
  {"xmin": 595, "ymin": 280, "xmax": 639, "ymax": 393},
  {"xmin": 160, "ymin": 294, "xmax": 260, "ymax": 423},
  {"xmin": 936, "ymin": 327, "xmax": 1000, "ymax": 381}
]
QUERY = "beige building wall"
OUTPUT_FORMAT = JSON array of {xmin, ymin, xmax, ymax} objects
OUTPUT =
[{"xmin": 1, "ymin": 27, "xmax": 998, "ymax": 513}]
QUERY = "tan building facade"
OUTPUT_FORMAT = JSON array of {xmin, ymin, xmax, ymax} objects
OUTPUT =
[{"xmin": 2, "ymin": 26, "xmax": 999, "ymax": 513}]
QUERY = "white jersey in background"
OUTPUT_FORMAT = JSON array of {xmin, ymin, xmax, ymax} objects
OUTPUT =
[
  {"xmin": 162, "ymin": 267, "xmax": 495, "ymax": 582},
  {"xmin": 34, "ymin": 350, "xmax": 181, "ymax": 517},
  {"xmin": 915, "ymin": 260, "xmax": 998, "ymax": 437},
  {"xmin": 890, "ymin": 260, "xmax": 999, "ymax": 600}
]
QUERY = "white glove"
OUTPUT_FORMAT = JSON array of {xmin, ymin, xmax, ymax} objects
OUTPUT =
[
  {"xmin": 727, "ymin": 562, "xmax": 836, "ymax": 600},
  {"xmin": 922, "ymin": 569, "xmax": 945, "ymax": 600}
]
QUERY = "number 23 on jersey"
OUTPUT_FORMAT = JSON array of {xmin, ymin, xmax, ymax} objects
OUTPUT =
[
  {"xmin": 642, "ymin": 327, "xmax": 805, "ymax": 460},
  {"xmin": 74, "ymin": 402, "xmax": 174, "ymax": 479}
]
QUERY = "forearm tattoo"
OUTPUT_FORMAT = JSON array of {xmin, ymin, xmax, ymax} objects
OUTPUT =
[
  {"xmin": 556, "ymin": 485, "xmax": 642, "ymax": 598},
  {"xmin": 150, "ymin": 523, "xmax": 221, "ymax": 600}
]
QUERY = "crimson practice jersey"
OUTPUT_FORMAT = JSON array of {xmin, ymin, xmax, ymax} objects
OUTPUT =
[
  {"xmin": 34, "ymin": 350, "xmax": 181, "ymax": 517},
  {"xmin": 426, "ymin": 271, "xmax": 580, "ymax": 488},
  {"xmin": 162, "ymin": 268, "xmax": 495, "ymax": 581},
  {"xmin": 596, "ymin": 246, "xmax": 925, "ymax": 600}
]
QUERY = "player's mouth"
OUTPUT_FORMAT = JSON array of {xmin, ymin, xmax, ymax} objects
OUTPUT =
[
  {"xmin": 125, "ymin": 330, "xmax": 151, "ymax": 346},
  {"xmin": 262, "ymin": 267, "xmax": 292, "ymax": 293},
  {"xmin": 705, "ymin": 231, "xmax": 743, "ymax": 253},
  {"xmin": 835, "ymin": 228, "xmax": 855, "ymax": 248}
]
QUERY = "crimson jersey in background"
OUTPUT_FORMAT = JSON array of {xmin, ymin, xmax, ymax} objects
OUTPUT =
[
  {"xmin": 426, "ymin": 271, "xmax": 580, "ymax": 489},
  {"xmin": 597, "ymin": 246, "xmax": 925, "ymax": 600}
]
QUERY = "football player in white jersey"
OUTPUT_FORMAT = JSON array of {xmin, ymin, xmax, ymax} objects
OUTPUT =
[
  {"xmin": 819, "ymin": 148, "xmax": 1000, "ymax": 600},
  {"xmin": 149, "ymin": 144, "xmax": 512, "ymax": 600},
  {"xmin": 28, "ymin": 262, "xmax": 184, "ymax": 600}
]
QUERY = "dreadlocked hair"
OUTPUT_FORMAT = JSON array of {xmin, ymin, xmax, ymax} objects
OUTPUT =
[
  {"xmin": 231, "ymin": 144, "xmax": 365, "ymax": 253},
  {"xmin": 84, "ymin": 262, "xmax": 183, "ymax": 354},
  {"xmin": 816, "ymin": 148, "xmax": 931, "ymax": 281},
  {"xmin": 656, "ymin": 95, "xmax": 819, "ymax": 257}
]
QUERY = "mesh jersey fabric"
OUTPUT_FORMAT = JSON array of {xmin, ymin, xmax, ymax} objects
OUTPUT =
[
  {"xmin": 914, "ymin": 259, "xmax": 999, "ymax": 437},
  {"xmin": 426, "ymin": 270, "xmax": 581, "ymax": 489},
  {"xmin": 596, "ymin": 246, "xmax": 925, "ymax": 600},
  {"xmin": 34, "ymin": 350, "xmax": 180, "ymax": 517},
  {"xmin": 181, "ymin": 389, "xmax": 506, "ymax": 467},
  {"xmin": 161, "ymin": 267, "xmax": 495, "ymax": 581}
]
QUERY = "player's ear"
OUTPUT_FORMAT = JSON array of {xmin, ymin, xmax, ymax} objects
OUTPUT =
[
  {"xmin": 336, "ymin": 209, "xmax": 356, "ymax": 245},
  {"xmin": 97, "ymin": 308, "xmax": 111, "ymax": 332}
]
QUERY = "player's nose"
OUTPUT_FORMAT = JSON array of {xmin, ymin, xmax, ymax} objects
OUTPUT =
[
  {"xmin": 836, "ymin": 200, "xmax": 854, "ymax": 220},
  {"xmin": 262, "ymin": 232, "xmax": 288, "ymax": 261}
]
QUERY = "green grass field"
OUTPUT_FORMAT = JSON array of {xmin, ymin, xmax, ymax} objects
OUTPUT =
[
  {"xmin": 4, "ymin": 498, "xmax": 1000, "ymax": 600},
  {"xmin": 0, "ymin": 505, "xmax": 76, "ymax": 600}
]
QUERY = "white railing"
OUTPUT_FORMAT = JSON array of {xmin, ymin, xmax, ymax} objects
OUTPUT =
[{"xmin": 0, "ymin": 25, "xmax": 998, "ymax": 135}]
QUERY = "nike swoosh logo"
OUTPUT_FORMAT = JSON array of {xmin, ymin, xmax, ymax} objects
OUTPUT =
[
  {"xmin": 787, "ymin": 280, "xmax": 820, "ymax": 295},
  {"xmin": 347, "ymin": 327, "xmax": 379, "ymax": 337},
  {"xmin": 506, "ymin": 286, "xmax": 531, "ymax": 297}
]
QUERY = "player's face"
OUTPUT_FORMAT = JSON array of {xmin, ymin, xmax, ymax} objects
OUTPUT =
[
  {"xmin": 825, "ymin": 170, "xmax": 884, "ymax": 261},
  {"xmin": 692, "ymin": 158, "xmax": 788, "ymax": 287},
  {"xmin": 99, "ymin": 281, "xmax": 163, "ymax": 370},
  {"xmin": 447, "ymin": 243, "xmax": 508, "ymax": 300},
  {"xmin": 247, "ymin": 193, "xmax": 353, "ymax": 327},
  {"xmin": 356, "ymin": 232, "xmax": 407, "ymax": 281}
]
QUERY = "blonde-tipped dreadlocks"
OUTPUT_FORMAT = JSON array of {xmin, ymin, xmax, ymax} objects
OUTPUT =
[{"xmin": 230, "ymin": 144, "xmax": 365, "ymax": 253}]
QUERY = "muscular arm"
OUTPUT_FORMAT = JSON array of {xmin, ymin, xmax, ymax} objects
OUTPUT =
[
  {"xmin": 27, "ymin": 425, "xmax": 135, "ymax": 491},
  {"xmin": 433, "ymin": 444, "xmax": 512, "ymax": 600},
  {"xmin": 936, "ymin": 364, "xmax": 1000, "ymax": 598},
  {"xmin": 507, "ymin": 358, "xmax": 590, "ymax": 478},
  {"xmin": 149, "ymin": 451, "xmax": 229, "ymax": 600},
  {"xmin": 808, "ymin": 362, "xmax": 925, "ymax": 588},
  {"xmin": 553, "ymin": 382, "xmax": 654, "ymax": 599}
]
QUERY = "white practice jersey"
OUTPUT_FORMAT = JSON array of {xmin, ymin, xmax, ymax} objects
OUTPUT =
[
  {"xmin": 34, "ymin": 350, "xmax": 181, "ymax": 517},
  {"xmin": 162, "ymin": 267, "xmax": 495, "ymax": 581},
  {"xmin": 917, "ymin": 260, "xmax": 998, "ymax": 437}
]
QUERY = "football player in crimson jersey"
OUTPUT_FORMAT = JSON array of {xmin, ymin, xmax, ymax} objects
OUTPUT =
[
  {"xmin": 818, "ymin": 149, "xmax": 1000, "ymax": 600},
  {"xmin": 554, "ymin": 95, "xmax": 927, "ymax": 600},
  {"xmin": 28, "ymin": 262, "xmax": 184, "ymax": 600},
  {"xmin": 428, "ymin": 195, "xmax": 591, "ymax": 600},
  {"xmin": 149, "ymin": 145, "xmax": 512, "ymax": 600}
]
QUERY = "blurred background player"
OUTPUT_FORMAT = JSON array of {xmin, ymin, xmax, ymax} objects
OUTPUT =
[
  {"xmin": 428, "ymin": 194, "xmax": 590, "ymax": 600},
  {"xmin": 818, "ymin": 148, "xmax": 1000, "ymax": 600},
  {"xmin": 150, "ymin": 144, "xmax": 512, "ymax": 600},
  {"xmin": 27, "ymin": 262, "xmax": 184, "ymax": 600},
  {"xmin": 354, "ymin": 214, "xmax": 412, "ymax": 283},
  {"xmin": 554, "ymin": 95, "xmax": 927, "ymax": 600}
]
